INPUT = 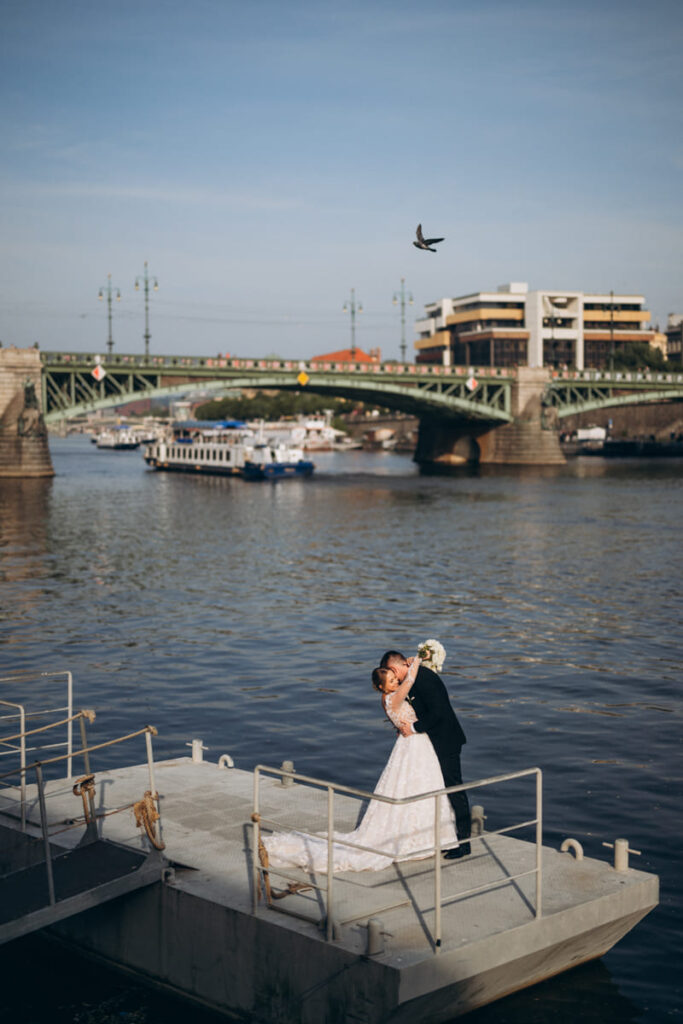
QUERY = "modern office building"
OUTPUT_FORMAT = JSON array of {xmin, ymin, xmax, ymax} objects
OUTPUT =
[
  {"xmin": 414, "ymin": 283, "xmax": 655, "ymax": 370},
  {"xmin": 665, "ymin": 314, "xmax": 683, "ymax": 365}
]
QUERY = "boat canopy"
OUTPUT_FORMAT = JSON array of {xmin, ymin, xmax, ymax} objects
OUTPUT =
[{"xmin": 173, "ymin": 420, "xmax": 248, "ymax": 430}]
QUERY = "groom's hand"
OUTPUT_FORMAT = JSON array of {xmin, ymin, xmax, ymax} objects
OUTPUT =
[{"xmin": 399, "ymin": 723, "xmax": 413, "ymax": 737}]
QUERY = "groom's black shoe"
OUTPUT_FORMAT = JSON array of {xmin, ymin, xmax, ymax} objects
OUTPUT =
[{"xmin": 444, "ymin": 842, "xmax": 471, "ymax": 860}]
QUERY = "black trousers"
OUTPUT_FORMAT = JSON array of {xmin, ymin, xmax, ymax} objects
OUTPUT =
[{"xmin": 436, "ymin": 746, "xmax": 471, "ymax": 841}]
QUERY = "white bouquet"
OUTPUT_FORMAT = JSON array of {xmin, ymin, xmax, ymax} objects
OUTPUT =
[{"xmin": 417, "ymin": 638, "xmax": 446, "ymax": 673}]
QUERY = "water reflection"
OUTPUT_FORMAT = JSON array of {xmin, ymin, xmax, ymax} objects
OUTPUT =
[{"xmin": 0, "ymin": 478, "xmax": 54, "ymax": 635}]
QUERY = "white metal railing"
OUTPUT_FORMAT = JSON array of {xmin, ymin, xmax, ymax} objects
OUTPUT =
[
  {"xmin": 0, "ymin": 671, "xmax": 74, "ymax": 778},
  {"xmin": 0, "ymin": 719, "xmax": 162, "ymax": 905},
  {"xmin": 252, "ymin": 765, "xmax": 542, "ymax": 950}
]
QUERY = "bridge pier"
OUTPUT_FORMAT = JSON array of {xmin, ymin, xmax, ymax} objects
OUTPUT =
[
  {"xmin": 415, "ymin": 368, "xmax": 565, "ymax": 468},
  {"xmin": 0, "ymin": 347, "xmax": 54, "ymax": 478}
]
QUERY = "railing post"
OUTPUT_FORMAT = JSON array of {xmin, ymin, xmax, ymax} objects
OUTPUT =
[
  {"xmin": 19, "ymin": 704, "xmax": 26, "ymax": 832},
  {"xmin": 326, "ymin": 785, "xmax": 334, "ymax": 941},
  {"xmin": 79, "ymin": 713, "xmax": 91, "ymax": 775},
  {"xmin": 78, "ymin": 714, "xmax": 97, "ymax": 822},
  {"xmin": 35, "ymin": 764, "xmax": 56, "ymax": 906},
  {"xmin": 535, "ymin": 769, "xmax": 543, "ymax": 918},
  {"xmin": 144, "ymin": 728, "xmax": 162, "ymax": 846},
  {"xmin": 253, "ymin": 769, "xmax": 261, "ymax": 915},
  {"xmin": 0, "ymin": 701, "xmax": 27, "ymax": 831},
  {"xmin": 66, "ymin": 672, "xmax": 73, "ymax": 779},
  {"xmin": 434, "ymin": 794, "xmax": 442, "ymax": 950}
]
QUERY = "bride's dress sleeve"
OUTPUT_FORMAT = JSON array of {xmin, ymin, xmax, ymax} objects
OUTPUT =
[{"xmin": 384, "ymin": 693, "xmax": 416, "ymax": 730}]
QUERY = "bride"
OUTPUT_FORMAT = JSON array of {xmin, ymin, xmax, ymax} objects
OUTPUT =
[{"xmin": 263, "ymin": 656, "xmax": 458, "ymax": 873}]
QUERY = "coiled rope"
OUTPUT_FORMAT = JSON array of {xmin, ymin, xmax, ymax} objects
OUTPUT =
[
  {"xmin": 251, "ymin": 813, "xmax": 312, "ymax": 903},
  {"xmin": 72, "ymin": 774, "xmax": 96, "ymax": 822},
  {"xmin": 134, "ymin": 790, "xmax": 166, "ymax": 851}
]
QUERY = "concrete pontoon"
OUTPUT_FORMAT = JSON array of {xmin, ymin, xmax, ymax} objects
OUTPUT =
[{"xmin": 0, "ymin": 736, "xmax": 659, "ymax": 1024}]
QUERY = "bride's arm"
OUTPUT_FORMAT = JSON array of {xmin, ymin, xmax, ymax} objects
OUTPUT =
[{"xmin": 390, "ymin": 657, "xmax": 421, "ymax": 708}]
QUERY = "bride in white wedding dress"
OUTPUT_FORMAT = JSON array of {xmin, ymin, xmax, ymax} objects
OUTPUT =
[{"xmin": 263, "ymin": 658, "xmax": 458, "ymax": 873}]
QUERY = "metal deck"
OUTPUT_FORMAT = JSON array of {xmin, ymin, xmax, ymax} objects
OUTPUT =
[{"xmin": 0, "ymin": 837, "xmax": 164, "ymax": 944}]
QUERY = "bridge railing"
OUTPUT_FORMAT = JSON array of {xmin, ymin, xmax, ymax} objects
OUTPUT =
[
  {"xmin": 551, "ymin": 368, "xmax": 683, "ymax": 385},
  {"xmin": 40, "ymin": 351, "xmax": 517, "ymax": 379}
]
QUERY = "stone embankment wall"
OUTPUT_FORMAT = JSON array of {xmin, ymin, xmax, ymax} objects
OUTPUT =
[
  {"xmin": 0, "ymin": 347, "xmax": 54, "ymax": 477},
  {"xmin": 561, "ymin": 403, "xmax": 683, "ymax": 441}
]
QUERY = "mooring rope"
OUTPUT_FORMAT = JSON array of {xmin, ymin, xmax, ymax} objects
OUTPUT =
[
  {"xmin": 72, "ymin": 773, "xmax": 96, "ymax": 822},
  {"xmin": 134, "ymin": 790, "xmax": 166, "ymax": 851},
  {"xmin": 251, "ymin": 813, "xmax": 312, "ymax": 903}
]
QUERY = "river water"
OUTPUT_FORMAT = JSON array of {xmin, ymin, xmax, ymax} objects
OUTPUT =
[{"xmin": 0, "ymin": 436, "xmax": 681, "ymax": 1023}]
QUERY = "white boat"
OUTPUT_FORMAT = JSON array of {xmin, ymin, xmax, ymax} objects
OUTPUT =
[
  {"xmin": 95, "ymin": 428, "xmax": 140, "ymax": 450},
  {"xmin": 143, "ymin": 420, "xmax": 314, "ymax": 480}
]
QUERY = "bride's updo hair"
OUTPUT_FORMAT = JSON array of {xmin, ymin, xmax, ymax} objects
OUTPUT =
[{"xmin": 372, "ymin": 667, "xmax": 392, "ymax": 692}]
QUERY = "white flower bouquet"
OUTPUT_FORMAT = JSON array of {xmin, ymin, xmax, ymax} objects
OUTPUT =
[{"xmin": 417, "ymin": 638, "xmax": 446, "ymax": 673}]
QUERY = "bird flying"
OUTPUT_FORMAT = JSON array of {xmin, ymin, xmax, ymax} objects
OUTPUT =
[{"xmin": 413, "ymin": 224, "xmax": 444, "ymax": 252}]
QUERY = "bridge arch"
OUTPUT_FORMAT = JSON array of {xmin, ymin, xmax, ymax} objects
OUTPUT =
[{"xmin": 41, "ymin": 362, "xmax": 514, "ymax": 425}]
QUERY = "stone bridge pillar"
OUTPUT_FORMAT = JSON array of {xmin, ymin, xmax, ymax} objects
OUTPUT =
[
  {"xmin": 415, "ymin": 367, "xmax": 565, "ymax": 469},
  {"xmin": 0, "ymin": 347, "xmax": 54, "ymax": 477}
]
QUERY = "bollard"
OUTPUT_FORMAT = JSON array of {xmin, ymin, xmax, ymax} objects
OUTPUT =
[
  {"xmin": 614, "ymin": 838, "xmax": 630, "ymax": 872},
  {"xmin": 602, "ymin": 837, "xmax": 641, "ymax": 871},
  {"xmin": 189, "ymin": 739, "xmax": 206, "ymax": 763},
  {"xmin": 281, "ymin": 760, "xmax": 295, "ymax": 787},
  {"xmin": 367, "ymin": 918, "xmax": 385, "ymax": 955},
  {"xmin": 471, "ymin": 804, "xmax": 486, "ymax": 837}
]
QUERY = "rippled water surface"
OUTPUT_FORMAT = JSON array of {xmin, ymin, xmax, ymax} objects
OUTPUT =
[{"xmin": 0, "ymin": 437, "xmax": 681, "ymax": 1022}]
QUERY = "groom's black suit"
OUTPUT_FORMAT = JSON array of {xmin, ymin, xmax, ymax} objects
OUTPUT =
[{"xmin": 409, "ymin": 665, "xmax": 471, "ymax": 842}]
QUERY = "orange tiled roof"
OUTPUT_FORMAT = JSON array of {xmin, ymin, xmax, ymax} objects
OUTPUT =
[{"xmin": 311, "ymin": 347, "xmax": 377, "ymax": 363}]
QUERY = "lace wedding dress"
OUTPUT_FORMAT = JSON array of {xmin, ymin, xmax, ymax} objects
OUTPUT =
[{"xmin": 263, "ymin": 692, "xmax": 458, "ymax": 873}]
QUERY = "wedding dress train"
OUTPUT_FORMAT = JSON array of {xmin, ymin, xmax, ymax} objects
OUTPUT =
[{"xmin": 263, "ymin": 691, "xmax": 458, "ymax": 873}]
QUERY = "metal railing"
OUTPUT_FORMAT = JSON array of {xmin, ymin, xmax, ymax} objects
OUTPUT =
[
  {"xmin": 0, "ymin": 671, "xmax": 74, "ymax": 777},
  {"xmin": 253, "ymin": 765, "xmax": 542, "ymax": 950},
  {"xmin": 0, "ymin": 716, "xmax": 161, "ymax": 908}
]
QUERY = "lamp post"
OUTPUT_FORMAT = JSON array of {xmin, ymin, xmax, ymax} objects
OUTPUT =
[
  {"xmin": 343, "ymin": 288, "xmax": 362, "ymax": 360},
  {"xmin": 134, "ymin": 261, "xmax": 159, "ymax": 360},
  {"xmin": 393, "ymin": 277, "xmax": 413, "ymax": 363},
  {"xmin": 97, "ymin": 274, "xmax": 121, "ymax": 355}
]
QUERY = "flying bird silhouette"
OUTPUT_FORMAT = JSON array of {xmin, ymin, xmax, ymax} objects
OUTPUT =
[{"xmin": 413, "ymin": 224, "xmax": 444, "ymax": 252}]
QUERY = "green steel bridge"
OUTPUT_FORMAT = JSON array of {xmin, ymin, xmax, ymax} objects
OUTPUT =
[{"xmin": 39, "ymin": 350, "xmax": 683, "ymax": 425}]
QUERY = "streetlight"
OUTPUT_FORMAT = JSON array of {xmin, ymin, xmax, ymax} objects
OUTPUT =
[
  {"xmin": 134, "ymin": 261, "xmax": 159, "ymax": 360},
  {"xmin": 393, "ymin": 277, "xmax": 413, "ymax": 363},
  {"xmin": 342, "ymin": 288, "xmax": 362, "ymax": 360},
  {"xmin": 98, "ymin": 274, "xmax": 121, "ymax": 355}
]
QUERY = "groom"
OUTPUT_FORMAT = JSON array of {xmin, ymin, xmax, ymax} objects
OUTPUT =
[{"xmin": 380, "ymin": 650, "xmax": 471, "ymax": 859}]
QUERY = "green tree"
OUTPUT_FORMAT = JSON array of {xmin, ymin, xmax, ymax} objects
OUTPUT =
[
  {"xmin": 613, "ymin": 342, "xmax": 671, "ymax": 371},
  {"xmin": 195, "ymin": 391, "xmax": 358, "ymax": 421}
]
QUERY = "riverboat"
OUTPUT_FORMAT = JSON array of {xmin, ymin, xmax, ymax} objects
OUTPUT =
[
  {"xmin": 143, "ymin": 420, "xmax": 315, "ymax": 479},
  {"xmin": 95, "ymin": 427, "xmax": 140, "ymax": 450},
  {"xmin": 0, "ymin": 675, "xmax": 659, "ymax": 1024}
]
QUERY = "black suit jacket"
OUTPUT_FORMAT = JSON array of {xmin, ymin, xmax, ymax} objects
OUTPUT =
[{"xmin": 410, "ymin": 665, "xmax": 466, "ymax": 755}]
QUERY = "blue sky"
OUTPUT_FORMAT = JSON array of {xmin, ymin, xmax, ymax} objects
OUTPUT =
[{"xmin": 1, "ymin": 0, "xmax": 681, "ymax": 360}]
